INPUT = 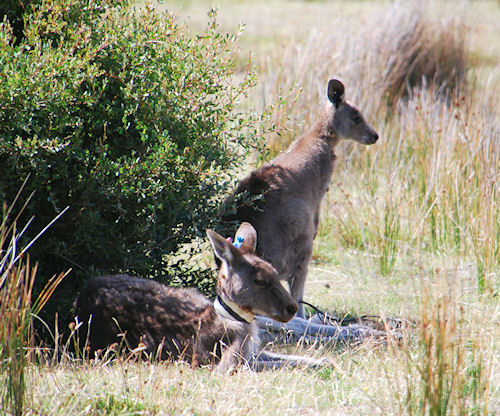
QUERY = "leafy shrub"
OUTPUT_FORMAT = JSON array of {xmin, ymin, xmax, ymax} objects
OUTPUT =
[
  {"xmin": 0, "ymin": 0, "xmax": 41, "ymax": 43},
  {"xmin": 0, "ymin": 0, "xmax": 261, "ymax": 323}
]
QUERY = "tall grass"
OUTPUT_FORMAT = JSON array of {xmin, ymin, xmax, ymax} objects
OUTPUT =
[
  {"xmin": 321, "ymin": 86, "xmax": 499, "ymax": 286},
  {"xmin": 0, "ymin": 194, "xmax": 68, "ymax": 416},
  {"xmin": 259, "ymin": 1, "xmax": 468, "ymax": 150},
  {"xmin": 386, "ymin": 271, "xmax": 495, "ymax": 415},
  {"xmin": 0, "ymin": 256, "xmax": 36, "ymax": 416}
]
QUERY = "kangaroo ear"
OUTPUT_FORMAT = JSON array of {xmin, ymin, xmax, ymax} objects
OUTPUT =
[
  {"xmin": 327, "ymin": 78, "xmax": 345, "ymax": 109},
  {"xmin": 207, "ymin": 229, "xmax": 240, "ymax": 264},
  {"xmin": 234, "ymin": 222, "xmax": 257, "ymax": 253}
]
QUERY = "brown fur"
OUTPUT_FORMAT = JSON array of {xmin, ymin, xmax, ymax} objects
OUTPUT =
[
  {"xmin": 222, "ymin": 79, "xmax": 379, "ymax": 317},
  {"xmin": 74, "ymin": 224, "xmax": 298, "ymax": 371}
]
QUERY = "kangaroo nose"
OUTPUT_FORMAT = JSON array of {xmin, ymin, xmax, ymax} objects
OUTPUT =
[{"xmin": 286, "ymin": 303, "xmax": 298, "ymax": 317}]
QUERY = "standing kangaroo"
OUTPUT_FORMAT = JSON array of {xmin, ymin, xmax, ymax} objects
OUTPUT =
[
  {"xmin": 74, "ymin": 223, "xmax": 324, "ymax": 371},
  {"xmin": 222, "ymin": 79, "xmax": 379, "ymax": 318}
]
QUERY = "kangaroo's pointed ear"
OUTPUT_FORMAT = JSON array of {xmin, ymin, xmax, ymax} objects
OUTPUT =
[
  {"xmin": 327, "ymin": 78, "xmax": 345, "ymax": 109},
  {"xmin": 234, "ymin": 222, "xmax": 257, "ymax": 253},
  {"xmin": 207, "ymin": 229, "xmax": 240, "ymax": 264}
]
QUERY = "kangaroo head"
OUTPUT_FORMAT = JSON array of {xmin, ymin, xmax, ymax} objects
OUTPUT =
[
  {"xmin": 207, "ymin": 223, "xmax": 298, "ymax": 323},
  {"xmin": 327, "ymin": 78, "xmax": 379, "ymax": 145}
]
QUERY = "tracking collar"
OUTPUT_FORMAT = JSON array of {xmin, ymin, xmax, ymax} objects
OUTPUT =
[{"xmin": 214, "ymin": 294, "xmax": 254, "ymax": 324}]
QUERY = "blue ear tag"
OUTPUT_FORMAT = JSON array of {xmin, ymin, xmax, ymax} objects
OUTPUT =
[{"xmin": 233, "ymin": 236, "xmax": 244, "ymax": 249}]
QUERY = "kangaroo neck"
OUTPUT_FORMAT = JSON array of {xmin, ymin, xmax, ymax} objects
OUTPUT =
[
  {"xmin": 277, "ymin": 126, "xmax": 338, "ymax": 174},
  {"xmin": 311, "ymin": 116, "xmax": 341, "ymax": 148},
  {"xmin": 214, "ymin": 294, "xmax": 254, "ymax": 324},
  {"xmin": 283, "ymin": 119, "xmax": 339, "ymax": 157}
]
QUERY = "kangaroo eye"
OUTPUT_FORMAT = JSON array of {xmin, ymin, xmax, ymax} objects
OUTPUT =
[
  {"xmin": 353, "ymin": 116, "xmax": 362, "ymax": 124},
  {"xmin": 254, "ymin": 278, "xmax": 267, "ymax": 287}
]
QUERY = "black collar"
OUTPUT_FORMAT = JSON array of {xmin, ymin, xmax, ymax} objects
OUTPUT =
[{"xmin": 214, "ymin": 295, "xmax": 250, "ymax": 323}]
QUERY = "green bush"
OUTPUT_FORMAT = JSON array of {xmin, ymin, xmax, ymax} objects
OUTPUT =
[
  {"xmin": 0, "ymin": 0, "xmax": 261, "ymax": 323},
  {"xmin": 0, "ymin": 0, "xmax": 42, "ymax": 43}
]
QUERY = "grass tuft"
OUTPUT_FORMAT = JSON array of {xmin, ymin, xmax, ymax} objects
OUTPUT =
[
  {"xmin": 0, "ymin": 191, "xmax": 68, "ymax": 416},
  {"xmin": 368, "ymin": 2, "xmax": 467, "ymax": 110}
]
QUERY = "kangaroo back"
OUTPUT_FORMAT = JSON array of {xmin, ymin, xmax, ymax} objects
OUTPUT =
[{"xmin": 74, "ymin": 274, "xmax": 219, "ymax": 361}]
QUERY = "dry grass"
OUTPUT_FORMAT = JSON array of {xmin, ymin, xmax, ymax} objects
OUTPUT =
[
  {"xmin": 320, "ymin": 84, "xmax": 499, "ymax": 285},
  {"xmin": 21, "ymin": 357, "xmax": 379, "ymax": 415},
  {"xmin": 384, "ymin": 271, "xmax": 498, "ymax": 415},
  {"xmin": 1, "ymin": 0, "xmax": 499, "ymax": 414},
  {"xmin": 257, "ymin": 2, "xmax": 469, "ymax": 151}
]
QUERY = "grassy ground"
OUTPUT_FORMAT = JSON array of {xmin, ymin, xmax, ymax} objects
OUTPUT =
[
  {"xmin": 15, "ymin": 261, "xmax": 499, "ymax": 415},
  {"xmin": 3, "ymin": 0, "xmax": 500, "ymax": 414}
]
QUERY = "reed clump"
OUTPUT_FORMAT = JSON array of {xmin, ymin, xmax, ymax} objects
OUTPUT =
[{"xmin": 365, "ymin": 3, "xmax": 467, "ymax": 110}]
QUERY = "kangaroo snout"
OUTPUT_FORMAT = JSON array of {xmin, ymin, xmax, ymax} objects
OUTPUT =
[
  {"xmin": 362, "ymin": 126, "xmax": 379, "ymax": 145},
  {"xmin": 286, "ymin": 302, "xmax": 298, "ymax": 319},
  {"xmin": 277, "ymin": 300, "xmax": 298, "ymax": 323},
  {"xmin": 367, "ymin": 132, "xmax": 379, "ymax": 144}
]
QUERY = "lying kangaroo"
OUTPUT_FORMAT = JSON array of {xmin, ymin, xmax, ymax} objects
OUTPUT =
[
  {"xmin": 74, "ymin": 223, "xmax": 323, "ymax": 371},
  {"xmin": 222, "ymin": 79, "xmax": 379, "ymax": 318}
]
